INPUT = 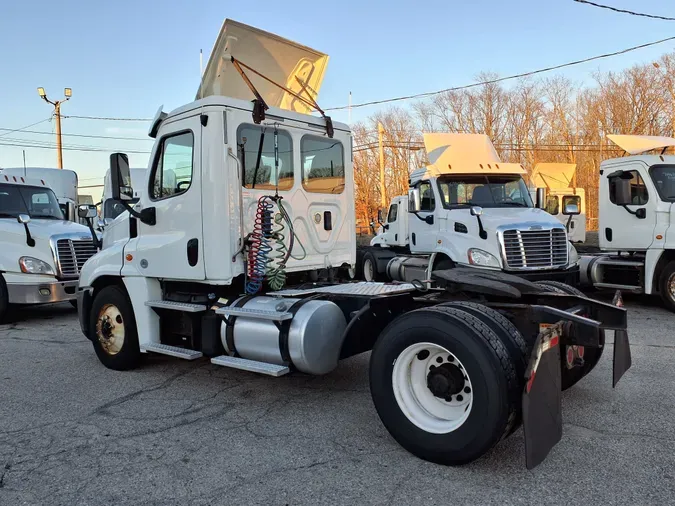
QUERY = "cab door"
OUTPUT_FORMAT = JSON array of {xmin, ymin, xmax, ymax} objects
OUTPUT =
[
  {"xmin": 130, "ymin": 115, "xmax": 205, "ymax": 280},
  {"xmin": 409, "ymin": 180, "xmax": 440, "ymax": 253}
]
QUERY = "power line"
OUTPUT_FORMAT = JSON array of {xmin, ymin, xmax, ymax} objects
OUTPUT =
[
  {"xmin": 0, "ymin": 140, "xmax": 151, "ymax": 154},
  {"xmin": 62, "ymin": 115, "xmax": 152, "ymax": 122},
  {"xmin": 325, "ymin": 35, "xmax": 675, "ymax": 111},
  {"xmin": 0, "ymin": 127, "xmax": 152, "ymax": 142},
  {"xmin": 573, "ymin": 0, "xmax": 675, "ymax": 21},
  {"xmin": 0, "ymin": 118, "xmax": 52, "ymax": 138}
]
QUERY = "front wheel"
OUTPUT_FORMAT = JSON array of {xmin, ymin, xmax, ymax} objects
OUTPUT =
[
  {"xmin": 362, "ymin": 251, "xmax": 382, "ymax": 282},
  {"xmin": 369, "ymin": 306, "xmax": 520, "ymax": 466},
  {"xmin": 0, "ymin": 275, "xmax": 8, "ymax": 324},
  {"xmin": 658, "ymin": 260, "xmax": 675, "ymax": 313},
  {"xmin": 89, "ymin": 285, "xmax": 141, "ymax": 371}
]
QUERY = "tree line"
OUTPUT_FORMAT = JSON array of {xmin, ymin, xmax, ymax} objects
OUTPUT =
[{"xmin": 352, "ymin": 51, "xmax": 675, "ymax": 231}]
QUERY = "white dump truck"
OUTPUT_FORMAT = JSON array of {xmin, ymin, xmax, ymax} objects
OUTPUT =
[
  {"xmin": 74, "ymin": 19, "xmax": 631, "ymax": 470},
  {"xmin": 528, "ymin": 163, "xmax": 586, "ymax": 243},
  {"xmin": 0, "ymin": 167, "xmax": 79, "ymax": 223},
  {"xmin": 360, "ymin": 133, "xmax": 581, "ymax": 286},
  {"xmin": 579, "ymin": 134, "xmax": 675, "ymax": 311},
  {"xmin": 0, "ymin": 173, "xmax": 99, "ymax": 321}
]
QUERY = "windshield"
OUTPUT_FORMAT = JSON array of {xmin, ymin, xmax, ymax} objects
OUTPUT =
[
  {"xmin": 0, "ymin": 183, "xmax": 65, "ymax": 220},
  {"xmin": 436, "ymin": 175, "xmax": 533, "ymax": 209},
  {"xmin": 649, "ymin": 165, "xmax": 675, "ymax": 202}
]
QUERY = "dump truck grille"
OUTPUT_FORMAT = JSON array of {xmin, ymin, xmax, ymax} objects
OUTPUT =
[
  {"xmin": 55, "ymin": 238, "xmax": 98, "ymax": 278},
  {"xmin": 501, "ymin": 228, "xmax": 568, "ymax": 269}
]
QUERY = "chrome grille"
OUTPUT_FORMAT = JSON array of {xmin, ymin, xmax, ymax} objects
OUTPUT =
[
  {"xmin": 55, "ymin": 238, "xmax": 98, "ymax": 278},
  {"xmin": 501, "ymin": 228, "xmax": 568, "ymax": 269}
]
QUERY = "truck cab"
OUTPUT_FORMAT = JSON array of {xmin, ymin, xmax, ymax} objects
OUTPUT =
[
  {"xmin": 579, "ymin": 134, "xmax": 675, "ymax": 310},
  {"xmin": 0, "ymin": 174, "xmax": 99, "ymax": 321},
  {"xmin": 364, "ymin": 133, "xmax": 579, "ymax": 284}
]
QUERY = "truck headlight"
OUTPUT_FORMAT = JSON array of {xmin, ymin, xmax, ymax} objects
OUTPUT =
[
  {"xmin": 19, "ymin": 257, "xmax": 55, "ymax": 275},
  {"xmin": 467, "ymin": 248, "xmax": 501, "ymax": 268},
  {"xmin": 568, "ymin": 242, "xmax": 579, "ymax": 266}
]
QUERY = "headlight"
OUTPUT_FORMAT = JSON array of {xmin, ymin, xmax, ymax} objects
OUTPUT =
[
  {"xmin": 467, "ymin": 248, "xmax": 501, "ymax": 268},
  {"xmin": 19, "ymin": 257, "xmax": 55, "ymax": 275},
  {"xmin": 568, "ymin": 242, "xmax": 579, "ymax": 265}
]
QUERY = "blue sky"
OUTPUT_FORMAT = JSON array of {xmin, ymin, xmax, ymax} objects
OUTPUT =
[{"xmin": 1, "ymin": 0, "xmax": 674, "ymax": 195}]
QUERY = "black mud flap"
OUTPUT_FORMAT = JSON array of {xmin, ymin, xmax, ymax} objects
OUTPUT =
[
  {"xmin": 611, "ymin": 290, "xmax": 632, "ymax": 388},
  {"xmin": 522, "ymin": 326, "xmax": 562, "ymax": 470}
]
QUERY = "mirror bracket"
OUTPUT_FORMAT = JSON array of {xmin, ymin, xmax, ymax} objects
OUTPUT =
[
  {"xmin": 17, "ymin": 215, "xmax": 35, "ymax": 247},
  {"xmin": 622, "ymin": 205, "xmax": 646, "ymax": 219}
]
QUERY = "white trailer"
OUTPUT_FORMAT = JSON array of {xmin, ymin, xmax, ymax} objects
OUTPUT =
[
  {"xmin": 360, "ymin": 134, "xmax": 581, "ymax": 286},
  {"xmin": 528, "ymin": 163, "xmax": 586, "ymax": 243},
  {"xmin": 0, "ymin": 174, "xmax": 99, "ymax": 321},
  {"xmin": 74, "ymin": 19, "xmax": 631, "ymax": 470},
  {"xmin": 579, "ymin": 134, "xmax": 675, "ymax": 311},
  {"xmin": 0, "ymin": 167, "xmax": 79, "ymax": 223}
]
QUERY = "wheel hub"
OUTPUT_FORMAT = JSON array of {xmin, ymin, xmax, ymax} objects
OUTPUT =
[
  {"xmin": 427, "ymin": 363, "xmax": 465, "ymax": 400},
  {"xmin": 96, "ymin": 304, "xmax": 125, "ymax": 355}
]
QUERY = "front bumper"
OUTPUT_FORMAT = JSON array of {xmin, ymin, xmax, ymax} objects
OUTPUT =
[
  {"xmin": 506, "ymin": 265, "xmax": 580, "ymax": 285},
  {"xmin": 7, "ymin": 278, "xmax": 78, "ymax": 304}
]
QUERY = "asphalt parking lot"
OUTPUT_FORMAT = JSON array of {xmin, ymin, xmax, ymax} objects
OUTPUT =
[{"xmin": 1, "ymin": 296, "xmax": 674, "ymax": 506}]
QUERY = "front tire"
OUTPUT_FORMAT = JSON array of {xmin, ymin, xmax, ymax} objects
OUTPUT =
[
  {"xmin": 369, "ymin": 306, "xmax": 520, "ymax": 466},
  {"xmin": 0, "ymin": 275, "xmax": 8, "ymax": 324},
  {"xmin": 362, "ymin": 251, "xmax": 382, "ymax": 282},
  {"xmin": 89, "ymin": 285, "xmax": 141, "ymax": 371},
  {"xmin": 658, "ymin": 260, "xmax": 675, "ymax": 313}
]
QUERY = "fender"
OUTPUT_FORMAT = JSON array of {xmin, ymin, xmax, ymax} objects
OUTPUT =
[{"xmin": 78, "ymin": 241, "xmax": 125, "ymax": 289}]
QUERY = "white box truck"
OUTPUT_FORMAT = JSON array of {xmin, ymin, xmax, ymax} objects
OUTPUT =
[{"xmin": 74, "ymin": 19, "xmax": 631, "ymax": 470}]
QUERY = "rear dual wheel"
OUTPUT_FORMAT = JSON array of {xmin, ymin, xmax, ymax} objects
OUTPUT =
[
  {"xmin": 369, "ymin": 304, "xmax": 524, "ymax": 466},
  {"xmin": 534, "ymin": 281, "xmax": 604, "ymax": 391}
]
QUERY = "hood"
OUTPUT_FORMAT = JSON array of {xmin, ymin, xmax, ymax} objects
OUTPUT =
[
  {"xmin": 473, "ymin": 207, "xmax": 563, "ymax": 231},
  {"xmin": 0, "ymin": 218, "xmax": 92, "ymax": 241}
]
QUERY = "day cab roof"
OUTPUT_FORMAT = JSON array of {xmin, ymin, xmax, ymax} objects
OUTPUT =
[
  {"xmin": 151, "ymin": 19, "xmax": 348, "ymax": 138},
  {"xmin": 410, "ymin": 133, "xmax": 525, "ymax": 185},
  {"xmin": 0, "ymin": 171, "xmax": 50, "ymax": 188},
  {"xmin": 601, "ymin": 134, "xmax": 675, "ymax": 170},
  {"xmin": 529, "ymin": 163, "xmax": 577, "ymax": 189}
]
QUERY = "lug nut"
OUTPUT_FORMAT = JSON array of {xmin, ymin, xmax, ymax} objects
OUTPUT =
[
  {"xmin": 436, "ymin": 357, "xmax": 443, "ymax": 364},
  {"xmin": 464, "ymin": 386, "xmax": 471, "ymax": 394},
  {"xmin": 417, "ymin": 350, "xmax": 430, "ymax": 360},
  {"xmin": 456, "ymin": 395, "xmax": 463, "ymax": 402}
]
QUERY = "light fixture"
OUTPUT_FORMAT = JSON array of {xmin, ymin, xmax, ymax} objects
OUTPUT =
[
  {"xmin": 64, "ymin": 87, "xmax": 72, "ymax": 98},
  {"xmin": 37, "ymin": 87, "xmax": 46, "ymax": 98}
]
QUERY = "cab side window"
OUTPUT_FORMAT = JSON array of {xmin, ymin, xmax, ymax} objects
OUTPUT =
[
  {"xmin": 387, "ymin": 203, "xmax": 398, "ymax": 223},
  {"xmin": 419, "ymin": 181, "xmax": 435, "ymax": 211},
  {"xmin": 150, "ymin": 131, "xmax": 194, "ymax": 200},
  {"xmin": 609, "ymin": 170, "xmax": 648, "ymax": 205}
]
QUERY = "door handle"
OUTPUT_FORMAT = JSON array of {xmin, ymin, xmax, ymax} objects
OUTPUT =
[{"xmin": 187, "ymin": 238, "xmax": 199, "ymax": 266}]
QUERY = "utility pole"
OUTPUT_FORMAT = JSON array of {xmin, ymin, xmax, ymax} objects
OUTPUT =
[
  {"xmin": 378, "ymin": 122, "xmax": 386, "ymax": 209},
  {"xmin": 37, "ymin": 87, "xmax": 72, "ymax": 169}
]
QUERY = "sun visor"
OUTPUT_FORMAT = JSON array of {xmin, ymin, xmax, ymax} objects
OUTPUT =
[
  {"xmin": 530, "ymin": 163, "xmax": 576, "ymax": 189},
  {"xmin": 423, "ymin": 133, "xmax": 501, "ymax": 168},
  {"xmin": 198, "ymin": 19, "xmax": 329, "ymax": 114}
]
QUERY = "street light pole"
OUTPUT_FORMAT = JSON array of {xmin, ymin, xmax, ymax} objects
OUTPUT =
[{"xmin": 37, "ymin": 87, "xmax": 72, "ymax": 169}]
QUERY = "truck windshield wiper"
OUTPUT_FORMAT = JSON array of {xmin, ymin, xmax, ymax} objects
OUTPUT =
[
  {"xmin": 500, "ymin": 202, "xmax": 528, "ymax": 207},
  {"xmin": 0, "ymin": 212, "xmax": 18, "ymax": 218}
]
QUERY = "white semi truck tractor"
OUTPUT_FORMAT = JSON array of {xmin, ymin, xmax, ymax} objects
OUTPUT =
[
  {"xmin": 74, "ymin": 19, "xmax": 631, "ymax": 470},
  {"xmin": 578, "ymin": 134, "xmax": 675, "ymax": 312},
  {"xmin": 360, "ymin": 133, "xmax": 581, "ymax": 287},
  {"xmin": 0, "ymin": 173, "xmax": 99, "ymax": 322}
]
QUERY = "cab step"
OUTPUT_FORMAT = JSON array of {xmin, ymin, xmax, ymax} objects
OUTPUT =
[
  {"xmin": 211, "ymin": 355, "xmax": 290, "ymax": 376},
  {"xmin": 145, "ymin": 300, "xmax": 208, "ymax": 312},
  {"xmin": 140, "ymin": 343, "xmax": 203, "ymax": 360},
  {"xmin": 593, "ymin": 282, "xmax": 643, "ymax": 293},
  {"xmin": 215, "ymin": 307, "xmax": 293, "ymax": 321}
]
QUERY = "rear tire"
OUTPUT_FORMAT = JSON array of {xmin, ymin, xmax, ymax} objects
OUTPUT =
[
  {"xmin": 89, "ymin": 285, "xmax": 141, "ymax": 371},
  {"xmin": 534, "ymin": 281, "xmax": 604, "ymax": 390},
  {"xmin": 369, "ymin": 305, "xmax": 520, "ymax": 466},
  {"xmin": 362, "ymin": 251, "xmax": 382, "ymax": 282},
  {"xmin": 658, "ymin": 260, "xmax": 675, "ymax": 313}
]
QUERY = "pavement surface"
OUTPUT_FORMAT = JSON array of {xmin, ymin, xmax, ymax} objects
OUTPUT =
[{"xmin": 1, "ymin": 295, "xmax": 674, "ymax": 506}]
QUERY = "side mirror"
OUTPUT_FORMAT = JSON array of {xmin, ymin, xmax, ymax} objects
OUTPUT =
[
  {"xmin": 535, "ymin": 188, "xmax": 546, "ymax": 210},
  {"xmin": 636, "ymin": 208, "xmax": 647, "ymax": 219},
  {"xmin": 408, "ymin": 188, "xmax": 421, "ymax": 212},
  {"xmin": 110, "ymin": 152, "xmax": 133, "ymax": 201},
  {"xmin": 562, "ymin": 196, "xmax": 581, "ymax": 216},
  {"xmin": 377, "ymin": 208, "xmax": 385, "ymax": 223},
  {"xmin": 17, "ymin": 214, "xmax": 30, "ymax": 224},
  {"xmin": 470, "ymin": 206, "xmax": 483, "ymax": 217},
  {"xmin": 613, "ymin": 177, "xmax": 632, "ymax": 206},
  {"xmin": 78, "ymin": 204, "xmax": 98, "ymax": 219}
]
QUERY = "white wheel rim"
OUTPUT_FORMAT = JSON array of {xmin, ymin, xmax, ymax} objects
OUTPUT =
[
  {"xmin": 348, "ymin": 266, "xmax": 356, "ymax": 279},
  {"xmin": 96, "ymin": 304, "xmax": 125, "ymax": 355},
  {"xmin": 364, "ymin": 258, "xmax": 375, "ymax": 281},
  {"xmin": 668, "ymin": 272, "xmax": 675, "ymax": 301},
  {"xmin": 392, "ymin": 342, "xmax": 473, "ymax": 434}
]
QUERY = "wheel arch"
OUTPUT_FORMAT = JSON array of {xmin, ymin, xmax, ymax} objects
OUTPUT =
[{"xmin": 651, "ymin": 249, "xmax": 675, "ymax": 294}]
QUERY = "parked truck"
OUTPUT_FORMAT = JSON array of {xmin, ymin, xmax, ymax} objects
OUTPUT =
[
  {"xmin": 578, "ymin": 134, "xmax": 675, "ymax": 312},
  {"xmin": 528, "ymin": 162, "xmax": 586, "ymax": 243},
  {"xmin": 360, "ymin": 133, "xmax": 581, "ymax": 286},
  {"xmin": 0, "ymin": 173, "xmax": 99, "ymax": 321},
  {"xmin": 74, "ymin": 19, "xmax": 631, "ymax": 470},
  {"xmin": 0, "ymin": 167, "xmax": 79, "ymax": 223}
]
